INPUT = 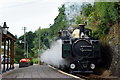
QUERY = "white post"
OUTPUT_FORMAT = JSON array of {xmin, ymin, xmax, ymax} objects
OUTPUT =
[
  {"xmin": 38, "ymin": 27, "xmax": 41, "ymax": 64},
  {"xmin": 22, "ymin": 27, "xmax": 27, "ymax": 58},
  {"xmin": 27, "ymin": 42, "xmax": 28, "ymax": 58}
]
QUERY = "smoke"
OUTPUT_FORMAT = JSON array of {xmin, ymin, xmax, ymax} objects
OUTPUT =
[
  {"xmin": 41, "ymin": 39, "xmax": 69, "ymax": 68},
  {"xmin": 64, "ymin": 2, "xmax": 82, "ymax": 25}
]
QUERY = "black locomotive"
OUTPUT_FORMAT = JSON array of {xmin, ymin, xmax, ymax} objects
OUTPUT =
[{"xmin": 57, "ymin": 24, "xmax": 101, "ymax": 73}]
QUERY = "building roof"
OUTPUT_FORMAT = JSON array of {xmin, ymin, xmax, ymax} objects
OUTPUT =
[{"xmin": 2, "ymin": 31, "xmax": 16, "ymax": 41}]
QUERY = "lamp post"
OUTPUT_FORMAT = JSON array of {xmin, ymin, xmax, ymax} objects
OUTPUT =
[
  {"xmin": 2, "ymin": 22, "xmax": 9, "ymax": 34},
  {"xmin": 1, "ymin": 22, "xmax": 9, "ymax": 73}
]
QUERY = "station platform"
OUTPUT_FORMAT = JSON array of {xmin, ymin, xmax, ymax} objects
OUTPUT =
[{"xmin": 2, "ymin": 64, "xmax": 84, "ymax": 80}]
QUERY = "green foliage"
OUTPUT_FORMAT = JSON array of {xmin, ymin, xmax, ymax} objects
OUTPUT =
[
  {"xmin": 50, "ymin": 4, "xmax": 67, "ymax": 36},
  {"xmin": 14, "ymin": 59, "xmax": 18, "ymax": 64},
  {"xmin": 76, "ymin": 3, "xmax": 94, "ymax": 25},
  {"xmin": 34, "ymin": 28, "xmax": 50, "ymax": 50},
  {"xmin": 81, "ymin": 3, "xmax": 94, "ymax": 17},
  {"xmin": 26, "ymin": 31, "xmax": 36, "ymax": 57},
  {"xmin": 32, "ymin": 58, "xmax": 38, "ymax": 64},
  {"xmin": 14, "ymin": 43, "xmax": 24, "ymax": 63},
  {"xmin": 15, "ymin": 31, "xmax": 36, "ymax": 62},
  {"xmin": 94, "ymin": 2, "xmax": 119, "ymax": 25},
  {"xmin": 77, "ymin": 2, "xmax": 119, "ymax": 39},
  {"xmin": 76, "ymin": 16, "xmax": 82, "ymax": 24},
  {"xmin": 92, "ymin": 2, "xmax": 119, "ymax": 39}
]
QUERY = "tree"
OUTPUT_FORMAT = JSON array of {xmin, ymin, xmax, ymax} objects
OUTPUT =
[
  {"xmin": 81, "ymin": 3, "xmax": 94, "ymax": 17},
  {"xmin": 14, "ymin": 42, "xmax": 24, "ymax": 63},
  {"xmin": 50, "ymin": 4, "xmax": 67, "ymax": 36}
]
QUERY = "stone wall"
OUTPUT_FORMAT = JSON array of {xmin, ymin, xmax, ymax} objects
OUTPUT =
[
  {"xmin": 109, "ymin": 45, "xmax": 120, "ymax": 77},
  {"xmin": 100, "ymin": 22, "xmax": 120, "ymax": 77}
]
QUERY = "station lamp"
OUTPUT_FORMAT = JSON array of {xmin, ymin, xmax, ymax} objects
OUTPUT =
[{"xmin": 2, "ymin": 22, "xmax": 9, "ymax": 34}]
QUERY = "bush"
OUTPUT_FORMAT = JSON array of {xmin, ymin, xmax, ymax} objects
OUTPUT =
[
  {"xmin": 14, "ymin": 59, "xmax": 18, "ymax": 64},
  {"xmin": 32, "ymin": 58, "xmax": 38, "ymax": 64}
]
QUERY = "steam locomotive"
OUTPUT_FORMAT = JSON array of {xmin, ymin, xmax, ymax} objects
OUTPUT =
[{"xmin": 57, "ymin": 24, "xmax": 101, "ymax": 74}]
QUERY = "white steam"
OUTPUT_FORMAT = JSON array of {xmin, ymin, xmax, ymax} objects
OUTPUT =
[{"xmin": 41, "ymin": 39, "xmax": 69, "ymax": 68}]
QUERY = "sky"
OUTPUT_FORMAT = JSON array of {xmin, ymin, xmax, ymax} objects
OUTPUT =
[
  {"xmin": 0, "ymin": 0, "xmax": 117, "ymax": 37},
  {"xmin": 0, "ymin": 0, "xmax": 68, "ymax": 37}
]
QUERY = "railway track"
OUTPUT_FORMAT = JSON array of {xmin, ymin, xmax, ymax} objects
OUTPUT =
[
  {"xmin": 76, "ymin": 74, "xmax": 112, "ymax": 80},
  {"xmin": 49, "ymin": 65, "xmax": 118, "ymax": 80}
]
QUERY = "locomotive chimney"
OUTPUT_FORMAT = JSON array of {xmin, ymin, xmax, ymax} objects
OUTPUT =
[
  {"xmin": 79, "ymin": 24, "xmax": 85, "ymax": 38},
  {"xmin": 79, "ymin": 24, "xmax": 85, "ymax": 33}
]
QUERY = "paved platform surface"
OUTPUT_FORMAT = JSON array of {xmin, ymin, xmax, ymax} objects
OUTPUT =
[{"xmin": 2, "ymin": 65, "xmax": 83, "ymax": 80}]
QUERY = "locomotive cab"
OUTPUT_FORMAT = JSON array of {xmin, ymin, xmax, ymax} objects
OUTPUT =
[
  {"xmin": 71, "ymin": 24, "xmax": 92, "ymax": 40},
  {"xmin": 61, "ymin": 30, "xmax": 71, "ymax": 40},
  {"xmin": 61, "ymin": 30, "xmax": 72, "ymax": 58}
]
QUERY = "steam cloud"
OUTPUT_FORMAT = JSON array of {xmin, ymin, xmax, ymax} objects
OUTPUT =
[{"xmin": 41, "ymin": 40, "xmax": 69, "ymax": 68}]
